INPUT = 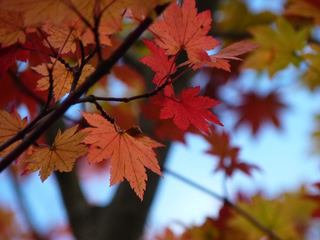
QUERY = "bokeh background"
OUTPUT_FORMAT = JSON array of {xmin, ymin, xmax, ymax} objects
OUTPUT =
[{"xmin": 1, "ymin": 0, "xmax": 320, "ymax": 239}]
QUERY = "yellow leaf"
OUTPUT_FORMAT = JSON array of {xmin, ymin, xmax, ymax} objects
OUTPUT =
[
  {"xmin": 33, "ymin": 58, "xmax": 95, "ymax": 100},
  {"xmin": 24, "ymin": 125, "xmax": 87, "ymax": 181},
  {"xmin": 0, "ymin": 0, "xmax": 86, "ymax": 26},
  {"xmin": 243, "ymin": 18, "xmax": 309, "ymax": 76},
  {"xmin": 302, "ymin": 44, "xmax": 320, "ymax": 90},
  {"xmin": 230, "ymin": 190, "xmax": 316, "ymax": 240},
  {"xmin": 216, "ymin": 0, "xmax": 275, "ymax": 34},
  {"xmin": 0, "ymin": 10, "xmax": 26, "ymax": 47},
  {"xmin": 0, "ymin": 110, "xmax": 27, "ymax": 157}
]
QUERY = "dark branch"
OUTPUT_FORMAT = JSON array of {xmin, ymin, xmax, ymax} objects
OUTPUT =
[
  {"xmin": 77, "ymin": 67, "xmax": 190, "ymax": 104},
  {"xmin": 164, "ymin": 168, "xmax": 283, "ymax": 240},
  {"xmin": 0, "ymin": 108, "xmax": 53, "ymax": 153},
  {"xmin": 0, "ymin": 3, "xmax": 169, "ymax": 172}
]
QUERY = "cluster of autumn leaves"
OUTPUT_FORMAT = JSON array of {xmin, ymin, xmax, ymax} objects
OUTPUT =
[
  {"xmin": 0, "ymin": 0, "xmax": 318, "ymax": 200},
  {"xmin": 0, "ymin": 0, "xmax": 320, "ymax": 239},
  {"xmin": 156, "ymin": 187, "xmax": 320, "ymax": 240},
  {"xmin": 0, "ymin": 0, "xmax": 260, "ymax": 199}
]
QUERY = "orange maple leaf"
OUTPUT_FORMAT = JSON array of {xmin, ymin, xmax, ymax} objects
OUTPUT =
[
  {"xmin": 0, "ymin": 10, "xmax": 26, "ymax": 47},
  {"xmin": 0, "ymin": 110, "xmax": 27, "ymax": 157},
  {"xmin": 209, "ymin": 40, "xmax": 259, "ymax": 71},
  {"xmin": 33, "ymin": 58, "xmax": 95, "ymax": 100},
  {"xmin": 23, "ymin": 125, "xmax": 87, "ymax": 181},
  {"xmin": 150, "ymin": 0, "xmax": 219, "ymax": 68},
  {"xmin": 82, "ymin": 112, "xmax": 163, "ymax": 199},
  {"xmin": 42, "ymin": 20, "xmax": 114, "ymax": 54}
]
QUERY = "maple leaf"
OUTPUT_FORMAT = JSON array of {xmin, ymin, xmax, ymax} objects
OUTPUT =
[
  {"xmin": 128, "ymin": 0, "xmax": 172, "ymax": 20},
  {"xmin": 230, "ymin": 190, "xmax": 317, "ymax": 240},
  {"xmin": 209, "ymin": 40, "xmax": 259, "ymax": 71},
  {"xmin": 140, "ymin": 40, "xmax": 176, "ymax": 86},
  {"xmin": 23, "ymin": 125, "xmax": 87, "ymax": 181},
  {"xmin": 216, "ymin": 0, "xmax": 275, "ymax": 34},
  {"xmin": 286, "ymin": 0, "xmax": 320, "ymax": 24},
  {"xmin": 242, "ymin": 18, "xmax": 309, "ymax": 75},
  {"xmin": 33, "ymin": 58, "xmax": 95, "ymax": 100},
  {"xmin": 0, "ymin": 70, "xmax": 48, "ymax": 117},
  {"xmin": 301, "ymin": 44, "xmax": 320, "ymax": 90},
  {"xmin": 82, "ymin": 112, "xmax": 162, "ymax": 199},
  {"xmin": 42, "ymin": 20, "xmax": 114, "ymax": 54},
  {"xmin": 41, "ymin": 21, "xmax": 80, "ymax": 54},
  {"xmin": 234, "ymin": 91, "xmax": 287, "ymax": 135},
  {"xmin": 0, "ymin": 45, "xmax": 28, "ymax": 76},
  {"xmin": 0, "ymin": 110, "xmax": 27, "ymax": 157},
  {"xmin": 304, "ymin": 182, "xmax": 320, "ymax": 218},
  {"xmin": 0, "ymin": 10, "xmax": 26, "ymax": 47},
  {"xmin": 150, "ymin": 0, "xmax": 219, "ymax": 68},
  {"xmin": 156, "ymin": 86, "xmax": 222, "ymax": 133},
  {"xmin": 0, "ymin": 0, "xmax": 84, "ymax": 26},
  {"xmin": 205, "ymin": 130, "xmax": 259, "ymax": 177}
]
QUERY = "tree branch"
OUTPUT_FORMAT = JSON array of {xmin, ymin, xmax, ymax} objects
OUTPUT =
[
  {"xmin": 76, "ymin": 67, "xmax": 190, "ymax": 104},
  {"xmin": 0, "ymin": 1, "xmax": 169, "ymax": 171},
  {"xmin": 55, "ymin": 170, "xmax": 96, "ymax": 240},
  {"xmin": 164, "ymin": 168, "xmax": 283, "ymax": 240}
]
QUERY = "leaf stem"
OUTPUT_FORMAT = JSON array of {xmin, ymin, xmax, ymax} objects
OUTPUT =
[
  {"xmin": 76, "ymin": 67, "xmax": 190, "ymax": 104},
  {"xmin": 0, "ymin": 3, "xmax": 169, "ymax": 172}
]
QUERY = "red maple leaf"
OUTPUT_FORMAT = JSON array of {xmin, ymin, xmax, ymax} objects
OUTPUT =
[
  {"xmin": 0, "ymin": 71, "xmax": 47, "ymax": 116},
  {"xmin": 0, "ymin": 44, "xmax": 28, "ymax": 76},
  {"xmin": 206, "ymin": 130, "xmax": 259, "ymax": 177},
  {"xmin": 140, "ymin": 39, "xmax": 176, "ymax": 87},
  {"xmin": 155, "ymin": 86, "xmax": 222, "ymax": 133},
  {"xmin": 234, "ymin": 91, "xmax": 287, "ymax": 135},
  {"xmin": 150, "ymin": 0, "xmax": 219, "ymax": 68}
]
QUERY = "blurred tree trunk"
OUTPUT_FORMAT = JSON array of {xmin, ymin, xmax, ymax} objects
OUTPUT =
[{"xmin": 55, "ymin": 1, "xmax": 222, "ymax": 239}]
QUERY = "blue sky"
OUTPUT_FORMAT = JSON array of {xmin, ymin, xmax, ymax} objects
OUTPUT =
[{"xmin": 0, "ymin": 0, "xmax": 320, "ymax": 238}]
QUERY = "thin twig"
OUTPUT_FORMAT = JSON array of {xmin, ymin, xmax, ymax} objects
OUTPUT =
[
  {"xmin": 93, "ymin": 13, "xmax": 103, "ymax": 61},
  {"xmin": 164, "ymin": 168, "xmax": 283, "ymax": 240},
  {"xmin": 0, "ymin": 108, "xmax": 53, "ymax": 153},
  {"xmin": 92, "ymin": 99, "xmax": 115, "ymax": 123},
  {"xmin": 0, "ymin": 3, "xmax": 169, "ymax": 172},
  {"xmin": 77, "ymin": 67, "xmax": 190, "ymax": 104},
  {"xmin": 63, "ymin": 0, "xmax": 93, "ymax": 30}
]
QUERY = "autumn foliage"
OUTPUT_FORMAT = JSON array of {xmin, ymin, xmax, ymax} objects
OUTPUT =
[{"xmin": 0, "ymin": 0, "xmax": 320, "ymax": 239}]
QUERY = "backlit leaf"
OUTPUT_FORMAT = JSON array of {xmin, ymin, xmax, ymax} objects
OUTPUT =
[
  {"xmin": 157, "ymin": 86, "xmax": 222, "ymax": 133},
  {"xmin": 33, "ymin": 58, "xmax": 95, "ymax": 100},
  {"xmin": 243, "ymin": 18, "xmax": 309, "ymax": 75},
  {"xmin": 234, "ymin": 91, "xmax": 287, "ymax": 135},
  {"xmin": 150, "ymin": 0, "xmax": 219, "ymax": 68},
  {"xmin": 23, "ymin": 125, "xmax": 87, "ymax": 181},
  {"xmin": 82, "ymin": 112, "xmax": 162, "ymax": 199},
  {"xmin": 0, "ymin": 110, "xmax": 27, "ymax": 157}
]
